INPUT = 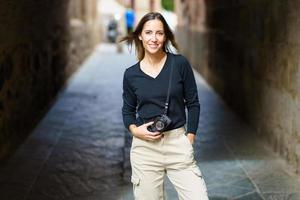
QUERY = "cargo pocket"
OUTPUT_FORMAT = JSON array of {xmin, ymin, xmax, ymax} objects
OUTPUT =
[
  {"xmin": 131, "ymin": 176, "xmax": 140, "ymax": 186},
  {"xmin": 191, "ymin": 167, "xmax": 203, "ymax": 178},
  {"xmin": 131, "ymin": 176, "xmax": 141, "ymax": 198},
  {"xmin": 192, "ymin": 167, "xmax": 208, "ymax": 198}
]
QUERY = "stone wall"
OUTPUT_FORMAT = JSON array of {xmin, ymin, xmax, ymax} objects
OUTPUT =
[
  {"xmin": 175, "ymin": 0, "xmax": 208, "ymax": 85},
  {"xmin": 176, "ymin": 0, "xmax": 300, "ymax": 173},
  {"xmin": 68, "ymin": 0, "xmax": 99, "ymax": 75},
  {"xmin": 0, "ymin": 0, "xmax": 99, "ymax": 160}
]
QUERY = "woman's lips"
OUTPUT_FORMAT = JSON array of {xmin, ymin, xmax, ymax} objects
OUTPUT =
[{"xmin": 148, "ymin": 44, "xmax": 158, "ymax": 49}]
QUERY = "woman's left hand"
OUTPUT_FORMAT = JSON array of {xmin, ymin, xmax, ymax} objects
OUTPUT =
[{"xmin": 186, "ymin": 133, "xmax": 196, "ymax": 145}]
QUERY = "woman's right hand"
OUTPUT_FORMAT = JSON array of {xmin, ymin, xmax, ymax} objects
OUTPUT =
[{"xmin": 129, "ymin": 122, "xmax": 162, "ymax": 141}]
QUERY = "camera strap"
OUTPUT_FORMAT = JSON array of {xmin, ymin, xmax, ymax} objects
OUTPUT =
[{"xmin": 163, "ymin": 54, "xmax": 174, "ymax": 115}]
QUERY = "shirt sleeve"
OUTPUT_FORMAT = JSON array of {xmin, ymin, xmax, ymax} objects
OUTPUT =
[
  {"xmin": 181, "ymin": 57, "xmax": 200, "ymax": 134},
  {"xmin": 122, "ymin": 69, "xmax": 137, "ymax": 129}
]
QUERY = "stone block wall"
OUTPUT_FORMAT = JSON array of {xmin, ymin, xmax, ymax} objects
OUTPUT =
[
  {"xmin": 0, "ymin": 0, "xmax": 99, "ymax": 160},
  {"xmin": 68, "ymin": 0, "xmax": 99, "ymax": 75},
  {"xmin": 176, "ymin": 0, "xmax": 300, "ymax": 172},
  {"xmin": 175, "ymin": 0, "xmax": 208, "ymax": 75}
]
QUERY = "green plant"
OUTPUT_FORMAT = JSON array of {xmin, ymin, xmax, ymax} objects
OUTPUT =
[{"xmin": 161, "ymin": 0, "xmax": 174, "ymax": 11}]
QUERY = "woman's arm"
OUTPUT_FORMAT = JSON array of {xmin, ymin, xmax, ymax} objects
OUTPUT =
[
  {"xmin": 122, "ymin": 70, "xmax": 138, "ymax": 129},
  {"xmin": 181, "ymin": 57, "xmax": 200, "ymax": 135}
]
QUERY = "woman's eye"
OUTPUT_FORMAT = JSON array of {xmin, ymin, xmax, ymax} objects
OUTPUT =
[{"xmin": 145, "ymin": 31, "xmax": 152, "ymax": 34}]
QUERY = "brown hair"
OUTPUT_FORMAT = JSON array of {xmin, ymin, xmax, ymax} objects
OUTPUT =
[{"xmin": 119, "ymin": 12, "xmax": 179, "ymax": 61}]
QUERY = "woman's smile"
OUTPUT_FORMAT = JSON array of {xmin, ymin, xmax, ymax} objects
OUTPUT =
[
  {"xmin": 148, "ymin": 44, "xmax": 159, "ymax": 49},
  {"xmin": 139, "ymin": 19, "xmax": 166, "ymax": 55}
]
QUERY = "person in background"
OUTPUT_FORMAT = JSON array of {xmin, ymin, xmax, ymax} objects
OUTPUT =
[
  {"xmin": 107, "ymin": 18, "xmax": 118, "ymax": 43},
  {"xmin": 125, "ymin": 7, "xmax": 135, "ymax": 34},
  {"xmin": 121, "ymin": 12, "xmax": 209, "ymax": 200}
]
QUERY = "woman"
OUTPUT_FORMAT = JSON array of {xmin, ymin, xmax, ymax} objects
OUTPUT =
[{"xmin": 121, "ymin": 12, "xmax": 208, "ymax": 200}]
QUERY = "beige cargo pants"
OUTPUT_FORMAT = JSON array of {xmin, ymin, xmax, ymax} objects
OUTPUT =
[{"xmin": 130, "ymin": 127, "xmax": 208, "ymax": 200}]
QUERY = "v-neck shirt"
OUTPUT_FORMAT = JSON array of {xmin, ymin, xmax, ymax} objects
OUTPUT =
[
  {"xmin": 139, "ymin": 54, "xmax": 167, "ymax": 79},
  {"xmin": 122, "ymin": 52, "xmax": 200, "ymax": 134}
]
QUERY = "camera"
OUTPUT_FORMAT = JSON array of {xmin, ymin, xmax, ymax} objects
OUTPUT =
[{"xmin": 147, "ymin": 114, "xmax": 172, "ymax": 132}]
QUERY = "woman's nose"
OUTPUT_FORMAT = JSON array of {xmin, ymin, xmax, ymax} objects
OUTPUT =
[{"xmin": 150, "ymin": 34, "xmax": 157, "ymax": 41}]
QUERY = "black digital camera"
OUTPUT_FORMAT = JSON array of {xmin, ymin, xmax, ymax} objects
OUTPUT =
[{"xmin": 147, "ymin": 114, "xmax": 172, "ymax": 133}]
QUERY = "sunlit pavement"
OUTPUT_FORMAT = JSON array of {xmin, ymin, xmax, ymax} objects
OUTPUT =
[{"xmin": 0, "ymin": 43, "xmax": 300, "ymax": 200}]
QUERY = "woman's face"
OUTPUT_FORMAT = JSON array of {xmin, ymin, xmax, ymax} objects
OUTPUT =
[{"xmin": 139, "ymin": 19, "xmax": 166, "ymax": 55}]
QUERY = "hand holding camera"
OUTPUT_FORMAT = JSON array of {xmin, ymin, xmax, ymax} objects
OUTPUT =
[
  {"xmin": 147, "ymin": 114, "xmax": 172, "ymax": 133},
  {"xmin": 129, "ymin": 122, "xmax": 162, "ymax": 141}
]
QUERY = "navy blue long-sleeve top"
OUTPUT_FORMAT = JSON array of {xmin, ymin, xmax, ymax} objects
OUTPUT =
[{"xmin": 122, "ymin": 53, "xmax": 200, "ymax": 134}]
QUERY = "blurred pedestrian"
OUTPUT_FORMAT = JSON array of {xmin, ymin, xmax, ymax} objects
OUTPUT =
[
  {"xmin": 125, "ymin": 7, "xmax": 135, "ymax": 34},
  {"xmin": 121, "ymin": 12, "xmax": 209, "ymax": 200},
  {"xmin": 107, "ymin": 18, "xmax": 118, "ymax": 43}
]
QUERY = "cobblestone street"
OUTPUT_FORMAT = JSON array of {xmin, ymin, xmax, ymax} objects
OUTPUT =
[{"xmin": 0, "ymin": 43, "xmax": 300, "ymax": 200}]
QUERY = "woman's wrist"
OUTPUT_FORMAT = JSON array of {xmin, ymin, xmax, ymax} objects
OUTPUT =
[
  {"xmin": 129, "ymin": 124, "xmax": 138, "ymax": 136},
  {"xmin": 186, "ymin": 133, "xmax": 196, "ymax": 144}
]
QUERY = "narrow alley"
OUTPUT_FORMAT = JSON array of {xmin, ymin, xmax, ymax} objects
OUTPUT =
[
  {"xmin": 0, "ymin": 44, "xmax": 299, "ymax": 200},
  {"xmin": 1, "ymin": 0, "xmax": 300, "ymax": 200}
]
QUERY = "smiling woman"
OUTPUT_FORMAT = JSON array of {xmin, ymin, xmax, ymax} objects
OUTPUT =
[
  {"xmin": 120, "ymin": 12, "xmax": 209, "ymax": 200},
  {"xmin": 120, "ymin": 12, "xmax": 178, "ymax": 61},
  {"xmin": 139, "ymin": 19, "xmax": 166, "ymax": 55}
]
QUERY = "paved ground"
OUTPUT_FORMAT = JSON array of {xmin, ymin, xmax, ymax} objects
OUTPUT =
[{"xmin": 1, "ymin": 43, "xmax": 300, "ymax": 200}]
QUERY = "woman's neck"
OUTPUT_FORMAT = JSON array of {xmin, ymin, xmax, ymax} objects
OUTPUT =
[{"xmin": 143, "ymin": 51, "xmax": 167, "ymax": 69}]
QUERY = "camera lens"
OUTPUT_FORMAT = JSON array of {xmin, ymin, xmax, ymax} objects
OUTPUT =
[{"xmin": 155, "ymin": 121, "xmax": 165, "ymax": 131}]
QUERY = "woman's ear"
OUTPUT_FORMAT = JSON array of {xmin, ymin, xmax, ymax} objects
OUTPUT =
[{"xmin": 138, "ymin": 35, "xmax": 142, "ymax": 40}]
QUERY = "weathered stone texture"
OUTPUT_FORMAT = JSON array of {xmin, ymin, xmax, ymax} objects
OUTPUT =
[
  {"xmin": 175, "ymin": 0, "xmax": 208, "ymax": 76},
  {"xmin": 176, "ymin": 0, "xmax": 300, "ymax": 173},
  {"xmin": 0, "ymin": 0, "xmax": 99, "ymax": 160}
]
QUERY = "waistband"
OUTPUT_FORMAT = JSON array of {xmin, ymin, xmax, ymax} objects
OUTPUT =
[{"xmin": 162, "ymin": 126, "xmax": 186, "ymax": 137}]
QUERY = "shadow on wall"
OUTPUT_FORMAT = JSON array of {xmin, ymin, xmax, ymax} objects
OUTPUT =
[{"xmin": 0, "ymin": 0, "xmax": 100, "ymax": 161}]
